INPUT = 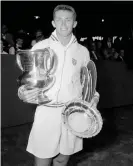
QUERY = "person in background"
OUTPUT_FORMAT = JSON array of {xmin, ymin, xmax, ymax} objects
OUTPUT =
[
  {"xmin": 110, "ymin": 48, "xmax": 120, "ymax": 61},
  {"xmin": 16, "ymin": 29, "xmax": 31, "ymax": 49},
  {"xmin": 0, "ymin": 39, "xmax": 8, "ymax": 54},
  {"xmin": 1, "ymin": 39, "xmax": 15, "ymax": 55},
  {"xmin": 31, "ymin": 29, "xmax": 45, "ymax": 47},
  {"xmin": 1, "ymin": 24, "xmax": 15, "ymax": 54},
  {"xmin": 95, "ymin": 40, "xmax": 103, "ymax": 60},
  {"xmin": 17, "ymin": 4, "xmax": 100, "ymax": 166},
  {"xmin": 102, "ymin": 37, "xmax": 114, "ymax": 60},
  {"xmin": 1, "ymin": 24, "xmax": 15, "ymax": 47},
  {"xmin": 16, "ymin": 37, "xmax": 24, "ymax": 51},
  {"xmin": 89, "ymin": 41, "xmax": 98, "ymax": 61},
  {"xmin": 8, "ymin": 44, "xmax": 15, "ymax": 54},
  {"xmin": 113, "ymin": 36, "xmax": 121, "ymax": 54}
]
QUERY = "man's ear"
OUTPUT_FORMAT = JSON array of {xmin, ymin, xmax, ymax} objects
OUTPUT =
[
  {"xmin": 73, "ymin": 21, "xmax": 77, "ymax": 28},
  {"xmin": 52, "ymin": 21, "xmax": 56, "ymax": 28}
]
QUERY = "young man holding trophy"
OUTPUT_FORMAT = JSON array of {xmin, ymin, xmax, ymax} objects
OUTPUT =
[{"xmin": 17, "ymin": 4, "xmax": 102, "ymax": 166}]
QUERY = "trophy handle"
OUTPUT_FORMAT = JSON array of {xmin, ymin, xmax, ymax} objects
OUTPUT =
[
  {"xmin": 80, "ymin": 66, "xmax": 89, "ymax": 101},
  {"xmin": 43, "ymin": 48, "xmax": 58, "ymax": 75},
  {"xmin": 81, "ymin": 60, "xmax": 97, "ymax": 103},
  {"xmin": 49, "ymin": 54, "xmax": 58, "ymax": 75},
  {"xmin": 87, "ymin": 60, "xmax": 97, "ymax": 101},
  {"xmin": 43, "ymin": 51, "xmax": 50, "ymax": 73},
  {"xmin": 16, "ymin": 53, "xmax": 24, "ymax": 71}
]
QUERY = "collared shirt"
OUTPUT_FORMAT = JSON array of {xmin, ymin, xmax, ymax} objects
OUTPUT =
[{"xmin": 31, "ymin": 30, "xmax": 90, "ymax": 104}]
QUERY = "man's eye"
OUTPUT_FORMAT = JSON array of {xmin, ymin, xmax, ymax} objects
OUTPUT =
[{"xmin": 56, "ymin": 19, "xmax": 61, "ymax": 22}]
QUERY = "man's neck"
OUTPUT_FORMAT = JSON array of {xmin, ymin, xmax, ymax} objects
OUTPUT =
[{"xmin": 56, "ymin": 32, "xmax": 72, "ymax": 46}]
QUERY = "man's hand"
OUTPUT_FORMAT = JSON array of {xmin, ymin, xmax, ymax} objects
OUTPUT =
[
  {"xmin": 18, "ymin": 86, "xmax": 41, "ymax": 104},
  {"xmin": 89, "ymin": 96, "xmax": 99, "ymax": 109}
]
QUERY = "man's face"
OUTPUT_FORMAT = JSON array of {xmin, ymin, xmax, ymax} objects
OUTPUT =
[
  {"xmin": 52, "ymin": 10, "xmax": 77, "ymax": 37},
  {"xmin": 91, "ymin": 43, "xmax": 96, "ymax": 51},
  {"xmin": 120, "ymin": 50, "xmax": 124, "ymax": 57},
  {"xmin": 17, "ymin": 38, "xmax": 23, "ymax": 46},
  {"xmin": 2, "ymin": 25, "xmax": 8, "ymax": 34},
  {"xmin": 107, "ymin": 41, "xmax": 111, "ymax": 48}
]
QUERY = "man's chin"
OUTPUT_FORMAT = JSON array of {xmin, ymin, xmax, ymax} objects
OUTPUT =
[{"xmin": 60, "ymin": 32, "xmax": 71, "ymax": 37}]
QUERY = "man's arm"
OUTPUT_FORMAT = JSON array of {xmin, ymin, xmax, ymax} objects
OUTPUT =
[{"xmin": 89, "ymin": 91, "xmax": 100, "ymax": 108}]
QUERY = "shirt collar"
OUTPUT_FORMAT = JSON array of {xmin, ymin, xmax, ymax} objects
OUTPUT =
[{"xmin": 50, "ymin": 30, "xmax": 77, "ymax": 48}]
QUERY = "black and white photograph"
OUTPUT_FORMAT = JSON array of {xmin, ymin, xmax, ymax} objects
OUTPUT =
[{"xmin": 1, "ymin": 1, "xmax": 133, "ymax": 166}]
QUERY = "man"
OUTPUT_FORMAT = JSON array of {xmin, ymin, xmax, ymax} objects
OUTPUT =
[
  {"xmin": 16, "ymin": 38, "xmax": 24, "ymax": 50},
  {"xmin": 18, "ymin": 4, "xmax": 99, "ymax": 166},
  {"xmin": 1, "ymin": 24, "xmax": 15, "ymax": 47},
  {"xmin": 31, "ymin": 29, "xmax": 45, "ymax": 47}
]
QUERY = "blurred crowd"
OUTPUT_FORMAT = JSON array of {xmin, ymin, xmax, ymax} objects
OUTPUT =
[
  {"xmin": 80, "ymin": 36, "xmax": 133, "ymax": 63},
  {"xmin": 1, "ymin": 24, "xmax": 133, "ymax": 65},
  {"xmin": 1, "ymin": 24, "xmax": 45, "ymax": 55}
]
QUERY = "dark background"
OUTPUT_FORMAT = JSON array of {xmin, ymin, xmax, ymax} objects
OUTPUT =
[{"xmin": 1, "ymin": 1, "xmax": 133, "ymax": 37}]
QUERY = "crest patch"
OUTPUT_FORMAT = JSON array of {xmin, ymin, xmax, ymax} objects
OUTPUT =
[{"xmin": 72, "ymin": 58, "xmax": 77, "ymax": 66}]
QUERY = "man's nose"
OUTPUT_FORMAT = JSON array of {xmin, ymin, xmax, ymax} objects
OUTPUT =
[{"xmin": 61, "ymin": 20, "xmax": 67, "ymax": 27}]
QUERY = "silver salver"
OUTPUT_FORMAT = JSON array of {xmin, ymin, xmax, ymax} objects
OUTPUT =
[{"xmin": 62, "ymin": 99, "xmax": 103, "ymax": 138}]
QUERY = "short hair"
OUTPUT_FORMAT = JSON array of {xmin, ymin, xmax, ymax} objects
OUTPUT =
[{"xmin": 53, "ymin": 4, "xmax": 77, "ymax": 21}]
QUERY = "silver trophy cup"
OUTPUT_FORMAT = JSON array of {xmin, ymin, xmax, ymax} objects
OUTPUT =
[{"xmin": 16, "ymin": 48, "xmax": 58, "ymax": 104}]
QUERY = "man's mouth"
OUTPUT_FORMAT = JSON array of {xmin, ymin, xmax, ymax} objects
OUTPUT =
[{"xmin": 61, "ymin": 29, "xmax": 67, "ymax": 31}]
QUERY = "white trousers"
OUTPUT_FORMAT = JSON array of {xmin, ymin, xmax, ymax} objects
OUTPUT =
[{"xmin": 26, "ymin": 105, "xmax": 83, "ymax": 159}]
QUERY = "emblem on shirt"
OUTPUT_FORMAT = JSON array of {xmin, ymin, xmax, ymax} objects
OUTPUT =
[{"xmin": 72, "ymin": 58, "xmax": 77, "ymax": 66}]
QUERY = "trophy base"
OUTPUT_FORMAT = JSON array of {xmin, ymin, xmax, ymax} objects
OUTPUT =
[
  {"xmin": 38, "ymin": 100, "xmax": 52, "ymax": 105},
  {"xmin": 37, "ymin": 91, "xmax": 51, "ymax": 105}
]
